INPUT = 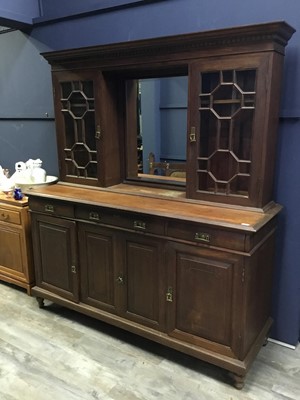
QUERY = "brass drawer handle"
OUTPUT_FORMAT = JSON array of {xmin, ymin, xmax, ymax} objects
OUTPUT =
[
  {"xmin": 44, "ymin": 204, "xmax": 54, "ymax": 213},
  {"xmin": 0, "ymin": 212, "xmax": 9, "ymax": 220},
  {"xmin": 89, "ymin": 211, "xmax": 100, "ymax": 221},
  {"xmin": 195, "ymin": 232, "xmax": 210, "ymax": 243},
  {"xmin": 133, "ymin": 220, "xmax": 146, "ymax": 230}
]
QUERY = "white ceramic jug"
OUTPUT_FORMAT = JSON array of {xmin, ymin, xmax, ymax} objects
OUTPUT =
[{"xmin": 31, "ymin": 159, "xmax": 46, "ymax": 183}]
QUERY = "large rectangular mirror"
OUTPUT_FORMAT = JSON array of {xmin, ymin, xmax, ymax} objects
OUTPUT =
[{"xmin": 125, "ymin": 76, "xmax": 188, "ymax": 186}]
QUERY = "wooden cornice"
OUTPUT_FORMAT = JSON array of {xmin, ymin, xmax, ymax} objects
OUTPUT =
[{"xmin": 42, "ymin": 21, "xmax": 295, "ymax": 69}]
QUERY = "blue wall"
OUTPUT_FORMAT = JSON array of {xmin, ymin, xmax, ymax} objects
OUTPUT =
[
  {"xmin": 36, "ymin": 0, "xmax": 149, "ymax": 22},
  {"xmin": 0, "ymin": 0, "xmax": 299, "ymax": 345},
  {"xmin": 0, "ymin": 0, "xmax": 40, "ymax": 26},
  {"xmin": 0, "ymin": 29, "xmax": 58, "ymax": 175}
]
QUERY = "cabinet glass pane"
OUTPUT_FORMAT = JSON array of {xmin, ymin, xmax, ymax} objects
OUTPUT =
[
  {"xmin": 60, "ymin": 80, "xmax": 97, "ymax": 179},
  {"xmin": 197, "ymin": 69, "xmax": 256, "ymax": 197}
]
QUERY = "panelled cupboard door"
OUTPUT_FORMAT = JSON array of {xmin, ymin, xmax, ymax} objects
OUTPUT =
[
  {"xmin": 0, "ymin": 223, "xmax": 26, "ymax": 278},
  {"xmin": 31, "ymin": 213, "xmax": 79, "ymax": 302},
  {"xmin": 187, "ymin": 53, "xmax": 277, "ymax": 208},
  {"xmin": 120, "ymin": 233, "xmax": 166, "ymax": 332},
  {"xmin": 166, "ymin": 242, "xmax": 244, "ymax": 359},
  {"xmin": 78, "ymin": 223, "xmax": 120, "ymax": 313},
  {"xmin": 52, "ymin": 70, "xmax": 121, "ymax": 188}
]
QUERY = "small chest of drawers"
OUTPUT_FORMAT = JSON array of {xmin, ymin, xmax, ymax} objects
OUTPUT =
[{"xmin": 0, "ymin": 194, "xmax": 34, "ymax": 294}]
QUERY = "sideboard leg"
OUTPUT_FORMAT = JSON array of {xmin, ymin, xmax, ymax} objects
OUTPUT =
[
  {"xmin": 228, "ymin": 372, "xmax": 245, "ymax": 389},
  {"xmin": 36, "ymin": 296, "xmax": 45, "ymax": 308}
]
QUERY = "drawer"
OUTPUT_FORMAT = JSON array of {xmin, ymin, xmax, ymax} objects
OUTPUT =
[
  {"xmin": 75, "ymin": 206, "xmax": 165, "ymax": 235},
  {"xmin": 0, "ymin": 207, "xmax": 21, "ymax": 225},
  {"xmin": 114, "ymin": 212, "xmax": 165, "ymax": 235},
  {"xmin": 29, "ymin": 197, "xmax": 74, "ymax": 218},
  {"xmin": 75, "ymin": 206, "xmax": 116, "ymax": 225},
  {"xmin": 166, "ymin": 220, "xmax": 245, "ymax": 251}
]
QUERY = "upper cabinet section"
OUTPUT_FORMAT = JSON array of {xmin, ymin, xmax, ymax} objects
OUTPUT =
[{"xmin": 43, "ymin": 21, "xmax": 295, "ymax": 210}]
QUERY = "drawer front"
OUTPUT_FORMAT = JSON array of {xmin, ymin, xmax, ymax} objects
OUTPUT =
[
  {"xmin": 0, "ymin": 207, "xmax": 21, "ymax": 225},
  {"xmin": 75, "ymin": 206, "xmax": 116, "ymax": 225},
  {"xmin": 114, "ymin": 212, "xmax": 165, "ymax": 235},
  {"xmin": 75, "ymin": 206, "xmax": 165, "ymax": 235},
  {"xmin": 29, "ymin": 197, "xmax": 74, "ymax": 218},
  {"xmin": 166, "ymin": 220, "xmax": 245, "ymax": 251}
]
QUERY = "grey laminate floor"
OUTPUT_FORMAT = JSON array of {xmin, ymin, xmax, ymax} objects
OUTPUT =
[{"xmin": 0, "ymin": 282, "xmax": 299, "ymax": 400}]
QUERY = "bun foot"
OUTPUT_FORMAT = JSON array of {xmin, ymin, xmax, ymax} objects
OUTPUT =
[
  {"xmin": 228, "ymin": 372, "xmax": 245, "ymax": 389},
  {"xmin": 36, "ymin": 296, "xmax": 45, "ymax": 308}
]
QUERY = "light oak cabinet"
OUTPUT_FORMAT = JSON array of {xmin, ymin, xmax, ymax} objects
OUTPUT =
[
  {"xmin": 0, "ymin": 195, "xmax": 33, "ymax": 294},
  {"xmin": 28, "ymin": 21, "xmax": 294, "ymax": 389}
]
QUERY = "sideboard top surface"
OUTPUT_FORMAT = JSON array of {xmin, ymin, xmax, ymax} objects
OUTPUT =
[{"xmin": 26, "ymin": 183, "xmax": 281, "ymax": 232}]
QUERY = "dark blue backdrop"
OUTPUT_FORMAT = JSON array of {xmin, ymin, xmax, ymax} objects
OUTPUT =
[{"xmin": 0, "ymin": 0, "xmax": 299, "ymax": 345}]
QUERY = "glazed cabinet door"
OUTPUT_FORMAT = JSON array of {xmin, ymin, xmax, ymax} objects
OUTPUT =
[
  {"xmin": 52, "ymin": 70, "xmax": 121, "ymax": 187},
  {"xmin": 119, "ymin": 233, "xmax": 166, "ymax": 332},
  {"xmin": 166, "ymin": 242, "xmax": 243, "ymax": 359},
  {"xmin": 187, "ymin": 53, "xmax": 279, "ymax": 208},
  {"xmin": 78, "ymin": 223, "xmax": 121, "ymax": 313},
  {"xmin": 31, "ymin": 213, "xmax": 78, "ymax": 302}
]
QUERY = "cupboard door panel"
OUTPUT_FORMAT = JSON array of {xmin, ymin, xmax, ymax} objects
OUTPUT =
[
  {"xmin": 177, "ymin": 253, "xmax": 233, "ymax": 344},
  {"xmin": 31, "ymin": 214, "xmax": 78, "ymax": 302},
  {"xmin": 78, "ymin": 223, "xmax": 117, "ymax": 312},
  {"xmin": 0, "ymin": 199, "xmax": 33, "ymax": 294},
  {"xmin": 0, "ymin": 225, "xmax": 24, "ymax": 275},
  {"xmin": 122, "ymin": 235, "xmax": 166, "ymax": 331},
  {"xmin": 167, "ymin": 243, "xmax": 242, "ymax": 356}
]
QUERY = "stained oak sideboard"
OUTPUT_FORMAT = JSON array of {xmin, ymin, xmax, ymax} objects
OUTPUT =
[
  {"xmin": 28, "ymin": 21, "xmax": 295, "ymax": 388},
  {"xmin": 29, "ymin": 183, "xmax": 281, "ymax": 388}
]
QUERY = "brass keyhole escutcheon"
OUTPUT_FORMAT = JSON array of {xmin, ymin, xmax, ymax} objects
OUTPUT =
[
  {"xmin": 116, "ymin": 276, "xmax": 124, "ymax": 285},
  {"xmin": 189, "ymin": 126, "xmax": 196, "ymax": 142},
  {"xmin": 95, "ymin": 125, "xmax": 101, "ymax": 139},
  {"xmin": 166, "ymin": 286, "xmax": 173, "ymax": 302}
]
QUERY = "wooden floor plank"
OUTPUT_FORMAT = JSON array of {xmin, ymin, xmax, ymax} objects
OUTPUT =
[{"xmin": 0, "ymin": 282, "xmax": 299, "ymax": 400}]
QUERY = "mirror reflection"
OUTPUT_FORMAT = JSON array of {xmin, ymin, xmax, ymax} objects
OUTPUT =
[{"xmin": 130, "ymin": 76, "xmax": 188, "ymax": 184}]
